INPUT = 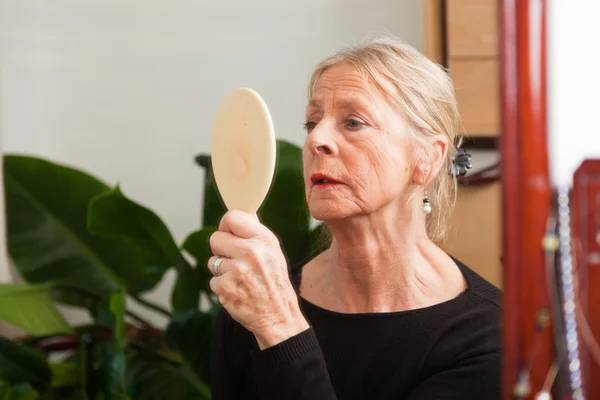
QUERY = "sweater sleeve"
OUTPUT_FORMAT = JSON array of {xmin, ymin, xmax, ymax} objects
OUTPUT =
[
  {"xmin": 210, "ymin": 309, "xmax": 241, "ymax": 400},
  {"xmin": 405, "ymin": 350, "xmax": 501, "ymax": 400},
  {"xmin": 251, "ymin": 327, "xmax": 339, "ymax": 400}
]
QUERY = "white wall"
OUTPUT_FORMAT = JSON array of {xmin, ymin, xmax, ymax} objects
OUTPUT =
[
  {"xmin": 548, "ymin": 0, "xmax": 600, "ymax": 186},
  {"xmin": 0, "ymin": 0, "xmax": 424, "ymax": 326}
]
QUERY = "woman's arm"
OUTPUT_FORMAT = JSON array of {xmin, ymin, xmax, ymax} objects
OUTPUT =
[
  {"xmin": 210, "ymin": 308, "xmax": 338, "ymax": 400},
  {"xmin": 251, "ymin": 328, "xmax": 338, "ymax": 400},
  {"xmin": 210, "ymin": 309, "xmax": 240, "ymax": 400},
  {"xmin": 207, "ymin": 210, "xmax": 339, "ymax": 399}
]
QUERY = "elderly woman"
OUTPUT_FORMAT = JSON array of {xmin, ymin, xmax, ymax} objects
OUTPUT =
[{"xmin": 207, "ymin": 36, "xmax": 501, "ymax": 399}]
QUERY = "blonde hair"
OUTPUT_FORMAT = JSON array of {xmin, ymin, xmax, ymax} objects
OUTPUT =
[{"xmin": 308, "ymin": 36, "xmax": 461, "ymax": 244}]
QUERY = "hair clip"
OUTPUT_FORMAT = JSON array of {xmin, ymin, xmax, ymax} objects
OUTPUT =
[{"xmin": 450, "ymin": 149, "xmax": 473, "ymax": 177}]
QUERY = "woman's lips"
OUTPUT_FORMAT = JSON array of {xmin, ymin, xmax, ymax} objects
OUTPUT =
[{"xmin": 311, "ymin": 173, "xmax": 342, "ymax": 187}]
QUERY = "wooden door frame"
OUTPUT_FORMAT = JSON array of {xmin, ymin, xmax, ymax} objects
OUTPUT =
[{"xmin": 500, "ymin": 0, "xmax": 554, "ymax": 398}]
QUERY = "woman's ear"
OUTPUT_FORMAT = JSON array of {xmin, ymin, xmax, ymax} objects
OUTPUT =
[
  {"xmin": 412, "ymin": 135, "xmax": 449, "ymax": 185},
  {"xmin": 431, "ymin": 134, "xmax": 450, "ymax": 177},
  {"xmin": 413, "ymin": 159, "xmax": 431, "ymax": 186}
]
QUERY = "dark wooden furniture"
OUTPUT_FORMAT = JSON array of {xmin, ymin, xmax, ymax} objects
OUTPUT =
[{"xmin": 572, "ymin": 159, "xmax": 600, "ymax": 399}]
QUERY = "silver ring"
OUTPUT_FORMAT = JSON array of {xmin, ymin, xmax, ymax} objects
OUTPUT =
[{"xmin": 213, "ymin": 256, "xmax": 225, "ymax": 276}]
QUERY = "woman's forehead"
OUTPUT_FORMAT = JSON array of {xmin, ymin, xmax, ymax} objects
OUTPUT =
[
  {"xmin": 313, "ymin": 65, "xmax": 370, "ymax": 93},
  {"xmin": 306, "ymin": 96, "xmax": 373, "ymax": 112},
  {"xmin": 306, "ymin": 87, "xmax": 392, "ymax": 118},
  {"xmin": 308, "ymin": 65, "xmax": 390, "ymax": 110}
]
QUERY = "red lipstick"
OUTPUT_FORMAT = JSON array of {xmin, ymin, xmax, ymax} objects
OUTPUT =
[{"xmin": 311, "ymin": 173, "xmax": 342, "ymax": 187}]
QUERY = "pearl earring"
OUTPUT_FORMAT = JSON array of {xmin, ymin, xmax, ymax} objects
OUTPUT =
[{"xmin": 423, "ymin": 192, "xmax": 432, "ymax": 215}]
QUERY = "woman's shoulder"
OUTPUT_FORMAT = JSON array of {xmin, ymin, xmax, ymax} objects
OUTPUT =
[
  {"xmin": 451, "ymin": 256, "xmax": 503, "ymax": 311},
  {"xmin": 420, "ymin": 256, "xmax": 502, "ymax": 372},
  {"xmin": 442, "ymin": 256, "xmax": 503, "ymax": 341}
]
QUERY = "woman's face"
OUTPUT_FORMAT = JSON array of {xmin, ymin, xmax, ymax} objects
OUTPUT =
[{"xmin": 302, "ymin": 63, "xmax": 416, "ymax": 222}]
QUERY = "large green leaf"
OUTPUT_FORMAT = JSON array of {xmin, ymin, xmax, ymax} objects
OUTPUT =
[
  {"xmin": 180, "ymin": 228, "xmax": 215, "ymax": 264},
  {"xmin": 0, "ymin": 338, "xmax": 52, "ymax": 391},
  {"xmin": 0, "ymin": 284, "xmax": 73, "ymax": 336},
  {"xmin": 126, "ymin": 353, "xmax": 209, "ymax": 400},
  {"xmin": 88, "ymin": 186, "xmax": 197, "ymax": 313},
  {"xmin": 0, "ymin": 380, "xmax": 36, "ymax": 400},
  {"xmin": 170, "ymin": 265, "xmax": 200, "ymax": 313},
  {"xmin": 197, "ymin": 155, "xmax": 226, "ymax": 229},
  {"xmin": 258, "ymin": 140, "xmax": 311, "ymax": 265},
  {"xmin": 3, "ymin": 155, "xmax": 164, "ymax": 296},
  {"xmin": 87, "ymin": 186, "xmax": 182, "ymax": 268},
  {"xmin": 165, "ymin": 311, "xmax": 215, "ymax": 384},
  {"xmin": 181, "ymin": 227, "xmax": 217, "ymax": 293}
]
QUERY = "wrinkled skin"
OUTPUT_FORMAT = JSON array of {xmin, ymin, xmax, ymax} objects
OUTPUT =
[{"xmin": 303, "ymin": 63, "xmax": 418, "ymax": 222}]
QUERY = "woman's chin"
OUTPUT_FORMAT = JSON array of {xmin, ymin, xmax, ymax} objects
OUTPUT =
[{"xmin": 309, "ymin": 203, "xmax": 351, "ymax": 222}]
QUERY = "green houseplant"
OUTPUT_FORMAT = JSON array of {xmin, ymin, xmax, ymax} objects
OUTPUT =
[{"xmin": 0, "ymin": 139, "xmax": 326, "ymax": 399}]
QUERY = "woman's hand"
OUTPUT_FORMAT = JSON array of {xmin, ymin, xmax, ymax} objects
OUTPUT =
[{"xmin": 207, "ymin": 210, "xmax": 310, "ymax": 350}]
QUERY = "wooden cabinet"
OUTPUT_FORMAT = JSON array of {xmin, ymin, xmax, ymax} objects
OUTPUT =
[
  {"xmin": 448, "ymin": 0, "xmax": 499, "ymax": 138},
  {"xmin": 443, "ymin": 182, "xmax": 502, "ymax": 287},
  {"xmin": 424, "ymin": 0, "xmax": 500, "ymax": 138},
  {"xmin": 446, "ymin": 0, "xmax": 499, "ymax": 57},
  {"xmin": 450, "ymin": 58, "xmax": 500, "ymax": 135}
]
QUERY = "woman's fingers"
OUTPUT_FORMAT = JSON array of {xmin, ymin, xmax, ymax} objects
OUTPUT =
[
  {"xmin": 218, "ymin": 210, "xmax": 264, "ymax": 238},
  {"xmin": 207, "ymin": 255, "xmax": 231, "ymax": 276},
  {"xmin": 209, "ymin": 274, "xmax": 224, "ymax": 297},
  {"xmin": 209, "ymin": 231, "xmax": 244, "ymax": 259}
]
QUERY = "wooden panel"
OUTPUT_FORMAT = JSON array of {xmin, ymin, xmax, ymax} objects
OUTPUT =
[
  {"xmin": 423, "ymin": 0, "xmax": 446, "ymax": 64},
  {"xmin": 447, "ymin": 0, "xmax": 499, "ymax": 57},
  {"xmin": 443, "ymin": 182, "xmax": 502, "ymax": 288},
  {"xmin": 572, "ymin": 159, "xmax": 600, "ymax": 399},
  {"xmin": 450, "ymin": 58, "xmax": 500, "ymax": 137}
]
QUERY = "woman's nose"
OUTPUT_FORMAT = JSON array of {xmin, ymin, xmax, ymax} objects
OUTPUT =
[
  {"xmin": 316, "ymin": 144, "xmax": 333, "ymax": 155},
  {"xmin": 307, "ymin": 122, "xmax": 338, "ymax": 156}
]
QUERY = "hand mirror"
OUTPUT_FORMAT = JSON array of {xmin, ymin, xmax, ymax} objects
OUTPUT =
[{"xmin": 211, "ymin": 88, "xmax": 277, "ymax": 213}]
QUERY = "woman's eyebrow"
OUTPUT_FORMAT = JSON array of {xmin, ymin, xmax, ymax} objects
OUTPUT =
[
  {"xmin": 306, "ymin": 99, "xmax": 321, "ymax": 110},
  {"xmin": 306, "ymin": 98, "xmax": 370, "ymax": 112},
  {"xmin": 337, "ymin": 99, "xmax": 370, "ymax": 111}
]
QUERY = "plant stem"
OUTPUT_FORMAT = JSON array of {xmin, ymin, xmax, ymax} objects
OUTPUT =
[{"xmin": 131, "ymin": 295, "xmax": 172, "ymax": 319}]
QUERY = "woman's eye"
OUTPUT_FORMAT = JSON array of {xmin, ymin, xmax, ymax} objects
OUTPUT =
[
  {"xmin": 304, "ymin": 121, "xmax": 317, "ymax": 133},
  {"xmin": 345, "ymin": 118, "xmax": 363, "ymax": 131}
]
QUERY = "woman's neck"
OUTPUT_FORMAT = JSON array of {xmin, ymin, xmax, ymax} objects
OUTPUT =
[{"xmin": 302, "ymin": 207, "xmax": 465, "ymax": 314}]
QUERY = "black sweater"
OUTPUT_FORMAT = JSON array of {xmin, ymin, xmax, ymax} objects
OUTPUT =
[{"xmin": 210, "ymin": 258, "xmax": 502, "ymax": 399}]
